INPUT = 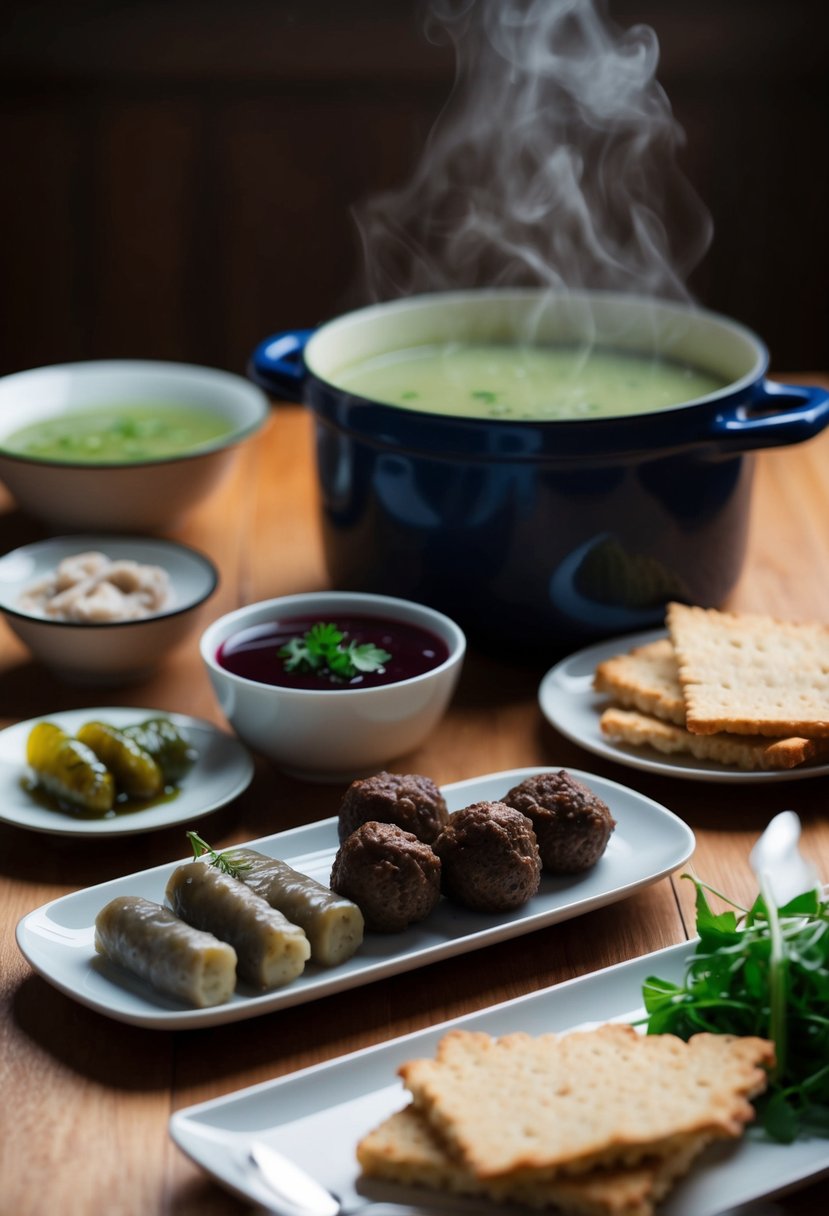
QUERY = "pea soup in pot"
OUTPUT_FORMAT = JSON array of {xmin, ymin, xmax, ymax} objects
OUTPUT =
[{"xmin": 334, "ymin": 342, "xmax": 728, "ymax": 421}]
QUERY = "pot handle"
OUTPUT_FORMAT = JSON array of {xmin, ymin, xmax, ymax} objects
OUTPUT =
[
  {"xmin": 247, "ymin": 329, "xmax": 315, "ymax": 401},
  {"xmin": 709, "ymin": 380, "xmax": 829, "ymax": 449}
]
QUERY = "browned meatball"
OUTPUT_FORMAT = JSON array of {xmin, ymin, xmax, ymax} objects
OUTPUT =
[
  {"xmin": 337, "ymin": 771, "xmax": 450, "ymax": 844},
  {"xmin": 330, "ymin": 821, "xmax": 441, "ymax": 933},
  {"xmin": 432, "ymin": 802, "xmax": 541, "ymax": 913},
  {"xmin": 502, "ymin": 771, "xmax": 615, "ymax": 874}
]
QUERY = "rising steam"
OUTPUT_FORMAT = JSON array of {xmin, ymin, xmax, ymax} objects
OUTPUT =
[{"xmin": 353, "ymin": 0, "xmax": 712, "ymax": 303}]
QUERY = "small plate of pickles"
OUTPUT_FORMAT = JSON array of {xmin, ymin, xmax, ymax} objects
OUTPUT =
[{"xmin": 0, "ymin": 707, "xmax": 254, "ymax": 836}]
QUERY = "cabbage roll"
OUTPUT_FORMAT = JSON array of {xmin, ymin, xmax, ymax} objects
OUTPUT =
[
  {"xmin": 230, "ymin": 848, "xmax": 365, "ymax": 966},
  {"xmin": 165, "ymin": 861, "xmax": 310, "ymax": 989},
  {"xmin": 95, "ymin": 895, "xmax": 237, "ymax": 1007}
]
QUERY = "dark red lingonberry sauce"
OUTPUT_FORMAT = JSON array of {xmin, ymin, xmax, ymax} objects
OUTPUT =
[{"xmin": 217, "ymin": 614, "xmax": 450, "ymax": 690}]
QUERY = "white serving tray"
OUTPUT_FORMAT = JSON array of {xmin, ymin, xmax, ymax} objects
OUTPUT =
[
  {"xmin": 16, "ymin": 765, "xmax": 694, "ymax": 1029},
  {"xmin": 170, "ymin": 940, "xmax": 829, "ymax": 1216}
]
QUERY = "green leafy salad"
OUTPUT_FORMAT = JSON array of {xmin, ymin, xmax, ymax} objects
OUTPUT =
[{"xmin": 643, "ymin": 875, "xmax": 829, "ymax": 1143}]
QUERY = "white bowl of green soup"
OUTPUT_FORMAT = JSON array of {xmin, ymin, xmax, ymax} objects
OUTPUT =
[
  {"xmin": 250, "ymin": 290, "xmax": 829, "ymax": 653},
  {"xmin": 0, "ymin": 360, "xmax": 269, "ymax": 531}
]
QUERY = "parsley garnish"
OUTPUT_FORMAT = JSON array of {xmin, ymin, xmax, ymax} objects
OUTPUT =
[
  {"xmin": 278, "ymin": 622, "xmax": 391, "ymax": 682},
  {"xmin": 642, "ymin": 875, "xmax": 829, "ymax": 1142},
  {"xmin": 187, "ymin": 830, "xmax": 250, "ymax": 878}
]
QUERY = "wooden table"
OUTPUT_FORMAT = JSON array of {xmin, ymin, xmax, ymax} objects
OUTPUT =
[{"xmin": 2, "ymin": 397, "xmax": 828, "ymax": 1216}]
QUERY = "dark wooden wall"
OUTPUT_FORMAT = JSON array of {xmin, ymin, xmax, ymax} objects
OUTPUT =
[{"xmin": 1, "ymin": 0, "xmax": 826, "ymax": 379}]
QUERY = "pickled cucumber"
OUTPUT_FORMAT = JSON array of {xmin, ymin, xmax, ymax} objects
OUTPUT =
[
  {"xmin": 120, "ymin": 717, "xmax": 197, "ymax": 782},
  {"xmin": 77, "ymin": 721, "xmax": 164, "ymax": 800},
  {"xmin": 26, "ymin": 721, "xmax": 115, "ymax": 815}
]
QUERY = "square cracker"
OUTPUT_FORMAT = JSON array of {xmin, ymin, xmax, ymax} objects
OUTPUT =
[
  {"xmin": 593, "ymin": 638, "xmax": 686, "ymax": 725},
  {"xmin": 398, "ymin": 1024, "xmax": 773, "ymax": 1184},
  {"xmin": 599, "ymin": 706, "xmax": 829, "ymax": 771},
  {"xmin": 358, "ymin": 1104, "xmax": 711, "ymax": 1216},
  {"xmin": 667, "ymin": 602, "xmax": 829, "ymax": 737}
]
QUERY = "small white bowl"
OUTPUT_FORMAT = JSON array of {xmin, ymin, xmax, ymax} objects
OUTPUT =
[
  {"xmin": 200, "ymin": 591, "xmax": 466, "ymax": 781},
  {"xmin": 0, "ymin": 359, "xmax": 269, "ymax": 531},
  {"xmin": 0, "ymin": 535, "xmax": 219, "ymax": 684}
]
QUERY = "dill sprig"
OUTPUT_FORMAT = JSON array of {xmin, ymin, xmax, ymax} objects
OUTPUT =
[{"xmin": 187, "ymin": 830, "xmax": 250, "ymax": 879}]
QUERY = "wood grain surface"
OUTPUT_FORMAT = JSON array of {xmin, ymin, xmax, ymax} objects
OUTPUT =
[{"xmin": 1, "ymin": 395, "xmax": 828, "ymax": 1216}]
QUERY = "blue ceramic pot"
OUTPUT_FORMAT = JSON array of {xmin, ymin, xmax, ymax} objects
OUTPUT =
[{"xmin": 249, "ymin": 290, "xmax": 829, "ymax": 653}]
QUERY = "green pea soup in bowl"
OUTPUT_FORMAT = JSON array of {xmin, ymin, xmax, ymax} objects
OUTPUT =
[
  {"xmin": 1, "ymin": 402, "xmax": 235, "ymax": 464},
  {"xmin": 0, "ymin": 359, "xmax": 269, "ymax": 531}
]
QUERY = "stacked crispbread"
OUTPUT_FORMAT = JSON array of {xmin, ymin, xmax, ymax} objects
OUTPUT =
[
  {"xmin": 357, "ymin": 1024, "xmax": 774, "ymax": 1216},
  {"xmin": 594, "ymin": 603, "xmax": 829, "ymax": 771}
]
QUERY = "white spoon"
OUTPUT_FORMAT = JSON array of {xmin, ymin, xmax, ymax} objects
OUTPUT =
[
  {"xmin": 250, "ymin": 1139, "xmax": 481, "ymax": 1216},
  {"xmin": 749, "ymin": 810, "xmax": 820, "ymax": 907}
]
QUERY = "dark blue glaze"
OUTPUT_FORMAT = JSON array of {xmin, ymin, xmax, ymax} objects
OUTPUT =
[{"xmin": 250, "ymin": 309, "xmax": 829, "ymax": 656}]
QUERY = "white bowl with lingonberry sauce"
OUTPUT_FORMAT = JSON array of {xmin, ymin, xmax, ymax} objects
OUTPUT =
[{"xmin": 199, "ymin": 590, "xmax": 465, "ymax": 781}]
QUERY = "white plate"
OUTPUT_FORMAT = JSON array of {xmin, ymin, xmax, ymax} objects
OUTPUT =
[
  {"xmin": 16, "ymin": 765, "xmax": 694, "ymax": 1029},
  {"xmin": 169, "ymin": 939, "xmax": 829, "ymax": 1216},
  {"xmin": 0, "ymin": 707, "xmax": 254, "ymax": 836},
  {"xmin": 540, "ymin": 631, "xmax": 829, "ymax": 784}
]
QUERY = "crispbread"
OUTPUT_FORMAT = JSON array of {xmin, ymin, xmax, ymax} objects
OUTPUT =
[
  {"xmin": 667, "ymin": 602, "xmax": 829, "ymax": 737},
  {"xmin": 599, "ymin": 706, "xmax": 829, "ymax": 771},
  {"xmin": 398, "ymin": 1024, "xmax": 773, "ymax": 1184},
  {"xmin": 593, "ymin": 639, "xmax": 685, "ymax": 725},
  {"xmin": 357, "ymin": 1105, "xmax": 711, "ymax": 1216}
]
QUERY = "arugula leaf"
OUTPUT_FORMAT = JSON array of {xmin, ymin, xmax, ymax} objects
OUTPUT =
[
  {"xmin": 693, "ymin": 880, "xmax": 742, "ymax": 938},
  {"xmin": 277, "ymin": 621, "xmax": 391, "ymax": 682},
  {"xmin": 642, "ymin": 873, "xmax": 829, "ymax": 1141},
  {"xmin": 763, "ymin": 1091, "xmax": 800, "ymax": 1144}
]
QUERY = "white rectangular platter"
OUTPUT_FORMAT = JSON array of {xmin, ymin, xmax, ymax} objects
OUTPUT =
[
  {"xmin": 16, "ymin": 766, "xmax": 694, "ymax": 1030},
  {"xmin": 170, "ymin": 941, "xmax": 829, "ymax": 1216}
]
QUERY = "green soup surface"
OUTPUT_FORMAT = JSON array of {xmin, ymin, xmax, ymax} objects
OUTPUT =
[
  {"xmin": 1, "ymin": 403, "xmax": 234, "ymax": 463},
  {"xmin": 333, "ymin": 343, "xmax": 728, "ymax": 421}
]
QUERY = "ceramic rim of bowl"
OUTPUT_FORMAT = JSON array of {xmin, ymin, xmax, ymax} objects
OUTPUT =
[
  {"xmin": 0, "ymin": 536, "xmax": 219, "ymax": 628},
  {"xmin": 0, "ymin": 359, "xmax": 270, "ymax": 470}
]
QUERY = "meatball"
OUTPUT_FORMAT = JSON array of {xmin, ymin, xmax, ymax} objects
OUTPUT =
[
  {"xmin": 432, "ymin": 801, "xmax": 541, "ymax": 913},
  {"xmin": 337, "ymin": 771, "xmax": 450, "ymax": 844},
  {"xmin": 330, "ymin": 821, "xmax": 441, "ymax": 933},
  {"xmin": 502, "ymin": 770, "xmax": 615, "ymax": 874}
]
